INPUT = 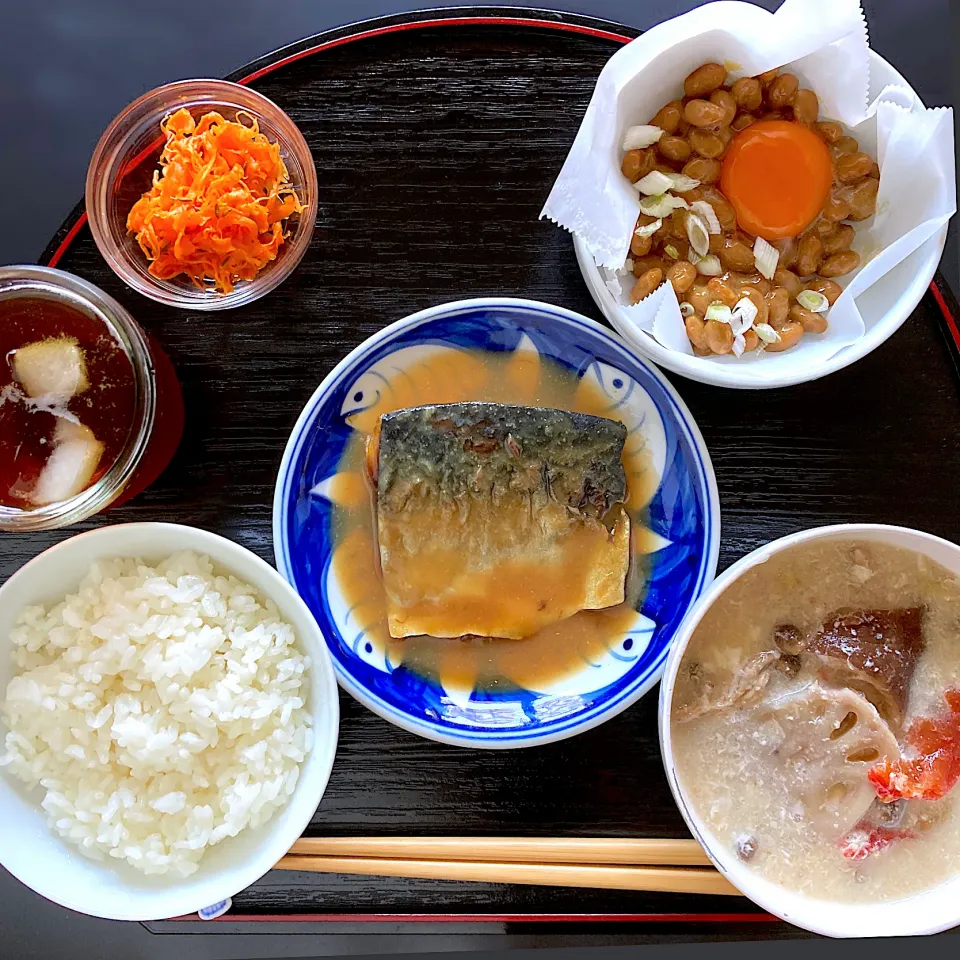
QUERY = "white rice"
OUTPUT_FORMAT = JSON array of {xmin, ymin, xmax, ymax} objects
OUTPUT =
[{"xmin": 0, "ymin": 551, "xmax": 312, "ymax": 878}]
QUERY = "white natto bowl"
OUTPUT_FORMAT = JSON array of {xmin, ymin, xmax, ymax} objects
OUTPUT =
[
  {"xmin": 577, "ymin": 49, "xmax": 949, "ymax": 389},
  {"xmin": 0, "ymin": 523, "xmax": 339, "ymax": 921},
  {"xmin": 659, "ymin": 524, "xmax": 960, "ymax": 938}
]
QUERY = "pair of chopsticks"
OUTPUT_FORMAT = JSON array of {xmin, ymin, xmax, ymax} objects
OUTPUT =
[{"xmin": 275, "ymin": 837, "xmax": 739, "ymax": 897}]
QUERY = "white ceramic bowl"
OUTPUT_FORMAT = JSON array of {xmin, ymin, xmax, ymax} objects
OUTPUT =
[
  {"xmin": 577, "ymin": 50, "xmax": 949, "ymax": 389},
  {"xmin": 659, "ymin": 524, "xmax": 960, "ymax": 938},
  {"xmin": 0, "ymin": 523, "xmax": 339, "ymax": 921}
]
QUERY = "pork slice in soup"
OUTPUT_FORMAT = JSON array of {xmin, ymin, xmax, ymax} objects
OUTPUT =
[
  {"xmin": 805, "ymin": 607, "xmax": 925, "ymax": 731},
  {"xmin": 675, "ymin": 650, "xmax": 781, "ymax": 721}
]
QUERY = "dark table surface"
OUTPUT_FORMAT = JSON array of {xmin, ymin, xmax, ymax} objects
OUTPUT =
[{"xmin": 1, "ymin": 2, "xmax": 958, "ymax": 958}]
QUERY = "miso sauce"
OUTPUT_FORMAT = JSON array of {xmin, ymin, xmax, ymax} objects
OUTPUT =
[{"xmin": 328, "ymin": 347, "xmax": 659, "ymax": 694}]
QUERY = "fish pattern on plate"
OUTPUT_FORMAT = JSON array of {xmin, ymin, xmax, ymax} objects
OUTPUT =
[{"xmin": 274, "ymin": 300, "xmax": 718, "ymax": 747}]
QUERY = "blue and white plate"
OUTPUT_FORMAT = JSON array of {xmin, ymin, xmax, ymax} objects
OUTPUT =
[{"xmin": 273, "ymin": 298, "xmax": 719, "ymax": 748}]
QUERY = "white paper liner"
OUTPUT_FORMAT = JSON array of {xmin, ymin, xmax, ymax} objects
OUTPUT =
[{"xmin": 541, "ymin": 0, "xmax": 956, "ymax": 383}]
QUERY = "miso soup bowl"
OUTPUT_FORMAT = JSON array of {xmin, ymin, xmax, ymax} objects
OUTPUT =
[{"xmin": 659, "ymin": 523, "xmax": 960, "ymax": 938}]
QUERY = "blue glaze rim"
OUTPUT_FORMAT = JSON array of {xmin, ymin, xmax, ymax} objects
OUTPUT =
[{"xmin": 273, "ymin": 298, "xmax": 720, "ymax": 748}]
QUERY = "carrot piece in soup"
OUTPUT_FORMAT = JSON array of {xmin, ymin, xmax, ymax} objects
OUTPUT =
[
  {"xmin": 838, "ymin": 824, "xmax": 915, "ymax": 861},
  {"xmin": 868, "ymin": 690, "xmax": 960, "ymax": 802}
]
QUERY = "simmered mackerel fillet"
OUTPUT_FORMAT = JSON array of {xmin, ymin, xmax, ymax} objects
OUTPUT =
[{"xmin": 376, "ymin": 403, "xmax": 630, "ymax": 639}]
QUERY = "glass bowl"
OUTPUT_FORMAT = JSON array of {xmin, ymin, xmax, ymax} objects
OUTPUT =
[
  {"xmin": 85, "ymin": 79, "xmax": 317, "ymax": 311},
  {"xmin": 0, "ymin": 266, "xmax": 157, "ymax": 532}
]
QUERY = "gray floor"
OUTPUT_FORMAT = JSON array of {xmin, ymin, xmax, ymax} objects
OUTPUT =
[{"xmin": 0, "ymin": 1, "xmax": 956, "ymax": 957}]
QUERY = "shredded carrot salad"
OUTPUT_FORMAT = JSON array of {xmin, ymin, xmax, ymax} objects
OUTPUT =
[{"xmin": 126, "ymin": 108, "xmax": 304, "ymax": 294}]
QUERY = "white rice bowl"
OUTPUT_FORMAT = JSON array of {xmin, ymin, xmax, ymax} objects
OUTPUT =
[{"xmin": 0, "ymin": 550, "xmax": 312, "ymax": 878}]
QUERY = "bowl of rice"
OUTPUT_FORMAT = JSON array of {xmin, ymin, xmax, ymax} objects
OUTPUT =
[{"xmin": 0, "ymin": 522, "xmax": 338, "ymax": 920}]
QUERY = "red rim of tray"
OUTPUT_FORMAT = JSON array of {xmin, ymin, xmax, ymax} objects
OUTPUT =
[{"xmin": 37, "ymin": 5, "xmax": 960, "ymax": 930}]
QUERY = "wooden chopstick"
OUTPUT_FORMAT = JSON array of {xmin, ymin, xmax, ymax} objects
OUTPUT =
[
  {"xmin": 275, "ymin": 855, "xmax": 739, "ymax": 897},
  {"xmin": 275, "ymin": 838, "xmax": 734, "ymax": 897},
  {"xmin": 287, "ymin": 836, "xmax": 712, "ymax": 867}
]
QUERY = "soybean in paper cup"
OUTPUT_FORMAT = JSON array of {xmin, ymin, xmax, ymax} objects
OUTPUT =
[{"xmin": 543, "ymin": 0, "xmax": 955, "ymax": 388}]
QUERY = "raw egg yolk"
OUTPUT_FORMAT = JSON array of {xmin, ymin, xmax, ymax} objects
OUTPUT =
[{"xmin": 720, "ymin": 120, "xmax": 833, "ymax": 241}]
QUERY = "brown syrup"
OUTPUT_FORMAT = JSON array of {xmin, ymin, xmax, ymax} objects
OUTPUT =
[{"xmin": 0, "ymin": 295, "xmax": 135, "ymax": 507}]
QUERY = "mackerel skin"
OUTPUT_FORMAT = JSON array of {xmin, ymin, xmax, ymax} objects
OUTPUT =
[{"xmin": 377, "ymin": 403, "xmax": 628, "ymax": 521}]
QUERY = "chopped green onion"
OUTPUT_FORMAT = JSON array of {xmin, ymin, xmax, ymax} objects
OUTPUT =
[
  {"xmin": 731, "ymin": 333, "xmax": 746, "ymax": 358},
  {"xmin": 797, "ymin": 289, "xmax": 830, "ymax": 313},
  {"xmin": 622, "ymin": 125, "xmax": 664, "ymax": 151},
  {"xmin": 695, "ymin": 254, "xmax": 723, "ymax": 276},
  {"xmin": 635, "ymin": 171, "xmax": 675, "ymax": 196},
  {"xmin": 685, "ymin": 213, "xmax": 710, "ymax": 258},
  {"xmin": 634, "ymin": 218, "xmax": 662, "ymax": 238},
  {"xmin": 664, "ymin": 244, "xmax": 680, "ymax": 260},
  {"xmin": 679, "ymin": 301, "xmax": 695, "ymax": 318},
  {"xmin": 754, "ymin": 323, "xmax": 782, "ymax": 344},
  {"xmin": 691, "ymin": 200, "xmax": 721, "ymax": 234},
  {"xmin": 753, "ymin": 235, "xmax": 779, "ymax": 280},
  {"xmin": 666, "ymin": 173, "xmax": 701, "ymax": 193},
  {"xmin": 639, "ymin": 192, "xmax": 689, "ymax": 218},
  {"xmin": 730, "ymin": 297, "xmax": 758, "ymax": 335},
  {"xmin": 705, "ymin": 303, "xmax": 732, "ymax": 323}
]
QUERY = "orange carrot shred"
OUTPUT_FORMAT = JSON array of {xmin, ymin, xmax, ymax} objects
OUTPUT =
[{"xmin": 126, "ymin": 108, "xmax": 304, "ymax": 294}]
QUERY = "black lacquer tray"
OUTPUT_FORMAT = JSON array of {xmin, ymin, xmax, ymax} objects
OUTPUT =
[{"xmin": 7, "ymin": 5, "xmax": 960, "ymax": 943}]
